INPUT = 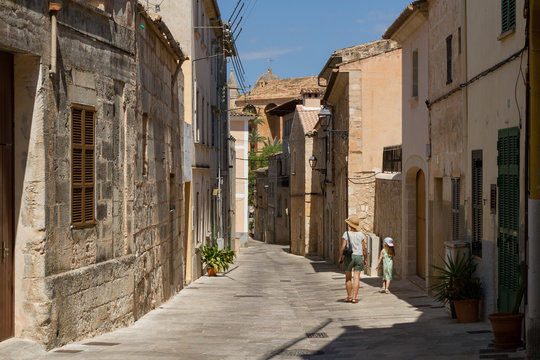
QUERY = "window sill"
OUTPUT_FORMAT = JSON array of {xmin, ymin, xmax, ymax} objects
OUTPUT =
[
  {"xmin": 408, "ymin": 96, "xmax": 419, "ymax": 105},
  {"xmin": 497, "ymin": 28, "xmax": 515, "ymax": 41},
  {"xmin": 69, "ymin": 0, "xmax": 112, "ymax": 19}
]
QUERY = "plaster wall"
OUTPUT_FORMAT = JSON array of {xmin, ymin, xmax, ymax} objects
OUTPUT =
[
  {"xmin": 231, "ymin": 117, "xmax": 249, "ymax": 241},
  {"xmin": 398, "ymin": 15, "xmax": 430, "ymax": 281},
  {"xmin": 465, "ymin": 0, "xmax": 527, "ymax": 316}
]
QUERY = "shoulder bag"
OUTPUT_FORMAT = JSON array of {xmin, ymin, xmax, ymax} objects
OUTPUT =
[{"xmin": 343, "ymin": 231, "xmax": 353, "ymax": 256}]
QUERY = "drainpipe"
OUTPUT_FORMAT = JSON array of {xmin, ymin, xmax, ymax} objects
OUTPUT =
[
  {"xmin": 527, "ymin": 1, "xmax": 540, "ymax": 358},
  {"xmin": 49, "ymin": 2, "xmax": 61, "ymax": 76}
]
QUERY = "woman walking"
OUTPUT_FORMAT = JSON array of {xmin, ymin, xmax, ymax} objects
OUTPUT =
[{"xmin": 338, "ymin": 216, "xmax": 367, "ymax": 303}]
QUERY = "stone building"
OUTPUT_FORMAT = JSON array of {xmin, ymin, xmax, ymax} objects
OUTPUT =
[
  {"xmin": 385, "ymin": 1, "xmax": 535, "ymax": 342},
  {"xmin": 236, "ymin": 72, "xmax": 320, "ymax": 150},
  {"xmin": 385, "ymin": 0, "xmax": 466, "ymax": 299},
  {"xmin": 0, "ymin": 0, "xmax": 187, "ymax": 349},
  {"xmin": 287, "ymin": 97, "xmax": 324, "ymax": 256},
  {"xmin": 315, "ymin": 40, "xmax": 402, "ymax": 264},
  {"xmin": 252, "ymin": 167, "xmax": 269, "ymax": 242},
  {"xmin": 383, "ymin": 0, "xmax": 430, "ymax": 286},
  {"xmin": 264, "ymin": 152, "xmax": 289, "ymax": 244},
  {"xmin": 229, "ymin": 70, "xmax": 255, "ymax": 248},
  {"xmin": 160, "ymin": 0, "xmax": 233, "ymax": 282}
]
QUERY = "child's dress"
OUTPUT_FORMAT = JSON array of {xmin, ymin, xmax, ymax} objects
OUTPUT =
[{"xmin": 382, "ymin": 249, "xmax": 393, "ymax": 280}]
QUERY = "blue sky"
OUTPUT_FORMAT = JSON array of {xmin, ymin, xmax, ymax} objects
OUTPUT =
[{"xmin": 217, "ymin": 0, "xmax": 411, "ymax": 93}]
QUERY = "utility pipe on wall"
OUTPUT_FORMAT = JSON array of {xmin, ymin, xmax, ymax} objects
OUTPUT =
[
  {"xmin": 49, "ymin": 2, "xmax": 61, "ymax": 76},
  {"xmin": 528, "ymin": 0, "xmax": 540, "ymax": 358}
]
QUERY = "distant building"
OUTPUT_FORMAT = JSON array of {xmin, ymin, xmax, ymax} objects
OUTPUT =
[
  {"xmin": 287, "ymin": 92, "xmax": 324, "ymax": 256},
  {"xmin": 229, "ymin": 70, "xmax": 255, "ymax": 248},
  {"xmin": 316, "ymin": 40, "xmax": 402, "ymax": 264}
]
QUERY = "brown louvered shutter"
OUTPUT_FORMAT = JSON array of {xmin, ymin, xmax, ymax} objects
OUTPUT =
[{"xmin": 72, "ymin": 105, "xmax": 95, "ymax": 227}]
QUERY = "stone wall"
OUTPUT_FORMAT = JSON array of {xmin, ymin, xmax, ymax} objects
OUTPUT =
[
  {"xmin": 133, "ymin": 10, "xmax": 184, "ymax": 320},
  {"xmin": 4, "ymin": 0, "xmax": 185, "ymax": 349},
  {"xmin": 374, "ymin": 174, "xmax": 402, "ymax": 279}
]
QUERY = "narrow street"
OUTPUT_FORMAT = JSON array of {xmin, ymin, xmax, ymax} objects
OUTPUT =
[{"xmin": 2, "ymin": 239, "xmax": 523, "ymax": 360}]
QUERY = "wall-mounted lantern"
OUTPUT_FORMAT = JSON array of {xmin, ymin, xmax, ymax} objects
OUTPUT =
[
  {"xmin": 319, "ymin": 107, "xmax": 348, "ymax": 139},
  {"xmin": 309, "ymin": 155, "xmax": 326, "ymax": 174}
]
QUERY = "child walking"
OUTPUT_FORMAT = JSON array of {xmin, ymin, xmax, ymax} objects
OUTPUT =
[{"xmin": 375, "ymin": 237, "xmax": 395, "ymax": 293}]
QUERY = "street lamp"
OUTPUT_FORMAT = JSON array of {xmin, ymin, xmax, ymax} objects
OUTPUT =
[
  {"xmin": 318, "ymin": 106, "xmax": 348, "ymax": 139},
  {"xmin": 319, "ymin": 107, "xmax": 332, "ymax": 131},
  {"xmin": 309, "ymin": 155, "xmax": 326, "ymax": 174}
]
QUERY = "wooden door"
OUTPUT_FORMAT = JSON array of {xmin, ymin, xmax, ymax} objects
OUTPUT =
[
  {"xmin": 0, "ymin": 51, "xmax": 14, "ymax": 341},
  {"xmin": 416, "ymin": 170, "xmax": 427, "ymax": 279}
]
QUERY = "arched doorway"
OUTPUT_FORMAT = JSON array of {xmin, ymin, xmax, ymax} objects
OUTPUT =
[{"xmin": 416, "ymin": 170, "xmax": 427, "ymax": 279}]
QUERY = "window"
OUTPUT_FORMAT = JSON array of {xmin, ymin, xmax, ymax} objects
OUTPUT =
[
  {"xmin": 501, "ymin": 0, "xmax": 516, "ymax": 34},
  {"xmin": 446, "ymin": 35, "xmax": 453, "ymax": 84},
  {"xmin": 71, "ymin": 105, "xmax": 95, "ymax": 227},
  {"xmin": 412, "ymin": 50, "xmax": 418, "ymax": 97},
  {"xmin": 472, "ymin": 150, "xmax": 483, "ymax": 257},
  {"xmin": 451, "ymin": 178, "xmax": 460, "ymax": 242},
  {"xmin": 458, "ymin": 27, "xmax": 462, "ymax": 54}
]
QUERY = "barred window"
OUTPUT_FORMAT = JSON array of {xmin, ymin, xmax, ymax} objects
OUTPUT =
[{"xmin": 72, "ymin": 105, "xmax": 95, "ymax": 227}]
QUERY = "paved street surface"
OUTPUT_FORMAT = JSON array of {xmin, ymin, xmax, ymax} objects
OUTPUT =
[{"xmin": 1, "ymin": 239, "xmax": 526, "ymax": 360}]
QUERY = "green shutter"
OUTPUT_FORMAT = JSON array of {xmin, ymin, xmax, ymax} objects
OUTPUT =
[
  {"xmin": 501, "ymin": 0, "xmax": 516, "ymax": 34},
  {"xmin": 497, "ymin": 127, "xmax": 519, "ymax": 312}
]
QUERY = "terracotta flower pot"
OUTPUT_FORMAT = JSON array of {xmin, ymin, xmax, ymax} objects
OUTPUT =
[
  {"xmin": 453, "ymin": 299, "xmax": 479, "ymax": 323},
  {"xmin": 207, "ymin": 267, "xmax": 218, "ymax": 276},
  {"xmin": 488, "ymin": 312, "xmax": 524, "ymax": 349}
]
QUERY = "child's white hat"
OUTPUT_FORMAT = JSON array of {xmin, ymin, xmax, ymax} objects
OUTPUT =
[{"xmin": 384, "ymin": 237, "xmax": 394, "ymax": 247}]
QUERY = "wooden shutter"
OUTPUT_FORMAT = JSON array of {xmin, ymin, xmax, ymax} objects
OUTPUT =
[
  {"xmin": 501, "ymin": 0, "xmax": 516, "ymax": 34},
  {"xmin": 472, "ymin": 150, "xmax": 483, "ymax": 257},
  {"xmin": 497, "ymin": 127, "xmax": 519, "ymax": 312},
  {"xmin": 72, "ymin": 105, "xmax": 95, "ymax": 227}
]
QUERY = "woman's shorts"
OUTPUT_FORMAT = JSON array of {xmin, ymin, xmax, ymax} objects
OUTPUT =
[{"xmin": 345, "ymin": 254, "xmax": 364, "ymax": 272}]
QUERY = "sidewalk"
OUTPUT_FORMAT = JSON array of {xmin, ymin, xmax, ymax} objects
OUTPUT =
[{"xmin": 1, "ymin": 239, "xmax": 525, "ymax": 359}]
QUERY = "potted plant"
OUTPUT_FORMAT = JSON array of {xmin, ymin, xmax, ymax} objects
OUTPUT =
[
  {"xmin": 430, "ymin": 252, "xmax": 482, "ymax": 323},
  {"xmin": 200, "ymin": 244, "xmax": 236, "ymax": 276},
  {"xmin": 488, "ymin": 262, "xmax": 525, "ymax": 349}
]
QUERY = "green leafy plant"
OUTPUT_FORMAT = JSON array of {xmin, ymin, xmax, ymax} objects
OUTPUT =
[
  {"xmin": 430, "ymin": 252, "xmax": 482, "ymax": 303},
  {"xmin": 200, "ymin": 244, "xmax": 236, "ymax": 272}
]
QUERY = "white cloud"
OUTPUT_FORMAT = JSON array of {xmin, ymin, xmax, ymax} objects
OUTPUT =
[{"xmin": 242, "ymin": 46, "xmax": 304, "ymax": 61}]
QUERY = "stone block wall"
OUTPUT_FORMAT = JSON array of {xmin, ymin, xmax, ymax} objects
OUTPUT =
[
  {"xmin": 4, "ymin": 0, "xmax": 185, "ymax": 349},
  {"xmin": 373, "ymin": 174, "xmax": 402, "ymax": 279},
  {"xmin": 348, "ymin": 171, "xmax": 377, "ymax": 234},
  {"xmin": 133, "ymin": 12, "xmax": 184, "ymax": 319}
]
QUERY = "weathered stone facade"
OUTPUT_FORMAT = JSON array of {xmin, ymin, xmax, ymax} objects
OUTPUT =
[
  {"xmin": 373, "ymin": 174, "xmax": 402, "ymax": 279},
  {"xmin": 316, "ymin": 40, "xmax": 402, "ymax": 265},
  {"xmin": 1, "ymin": 0, "xmax": 186, "ymax": 349}
]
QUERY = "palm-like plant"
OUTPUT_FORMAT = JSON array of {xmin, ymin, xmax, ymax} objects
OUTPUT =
[
  {"xmin": 248, "ymin": 129, "xmax": 265, "ymax": 147},
  {"xmin": 430, "ymin": 252, "xmax": 482, "ymax": 303},
  {"xmin": 263, "ymin": 136, "xmax": 282, "ymax": 149},
  {"xmin": 248, "ymin": 116, "xmax": 265, "ymax": 127}
]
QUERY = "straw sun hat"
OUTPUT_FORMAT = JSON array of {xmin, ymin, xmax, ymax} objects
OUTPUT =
[{"xmin": 344, "ymin": 216, "xmax": 362, "ymax": 230}]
